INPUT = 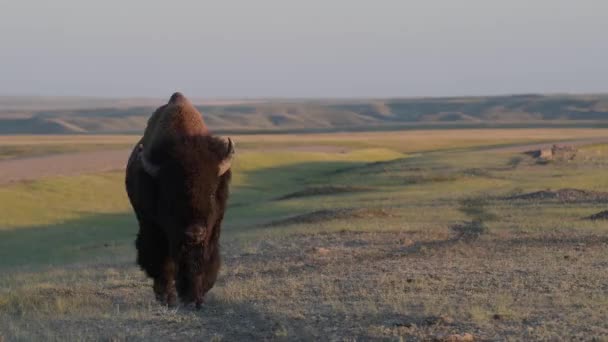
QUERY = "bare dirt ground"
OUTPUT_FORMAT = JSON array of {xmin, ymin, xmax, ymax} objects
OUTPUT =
[
  {"xmin": 213, "ymin": 229, "xmax": 608, "ymax": 341},
  {"xmin": 0, "ymin": 146, "xmax": 348, "ymax": 185},
  {"xmin": 0, "ymin": 149, "xmax": 131, "ymax": 185}
]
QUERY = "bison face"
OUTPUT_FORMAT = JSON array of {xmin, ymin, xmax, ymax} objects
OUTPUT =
[{"xmin": 139, "ymin": 135, "xmax": 234, "ymax": 244}]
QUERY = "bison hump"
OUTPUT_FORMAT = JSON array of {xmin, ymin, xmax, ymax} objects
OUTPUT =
[{"xmin": 169, "ymin": 92, "xmax": 189, "ymax": 105}]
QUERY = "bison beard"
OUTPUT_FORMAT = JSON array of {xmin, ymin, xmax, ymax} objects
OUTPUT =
[{"xmin": 126, "ymin": 93, "xmax": 233, "ymax": 309}]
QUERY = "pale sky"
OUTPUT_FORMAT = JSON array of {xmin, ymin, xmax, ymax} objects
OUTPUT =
[{"xmin": 0, "ymin": 0, "xmax": 606, "ymax": 98}]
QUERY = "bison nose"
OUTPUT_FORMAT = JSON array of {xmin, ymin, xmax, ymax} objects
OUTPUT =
[{"xmin": 185, "ymin": 225, "xmax": 206, "ymax": 244}]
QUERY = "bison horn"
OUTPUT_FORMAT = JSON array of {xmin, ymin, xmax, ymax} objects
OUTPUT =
[
  {"xmin": 139, "ymin": 147, "xmax": 160, "ymax": 177},
  {"xmin": 218, "ymin": 137, "xmax": 235, "ymax": 176}
]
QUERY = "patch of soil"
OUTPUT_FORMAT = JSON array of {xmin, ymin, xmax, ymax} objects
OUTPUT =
[
  {"xmin": 505, "ymin": 188, "xmax": 608, "ymax": 203},
  {"xmin": 585, "ymin": 210, "xmax": 608, "ymax": 221},
  {"xmin": 385, "ymin": 314, "xmax": 455, "ymax": 328},
  {"xmin": 277, "ymin": 186, "xmax": 372, "ymax": 200},
  {"xmin": 450, "ymin": 221, "xmax": 487, "ymax": 241},
  {"xmin": 524, "ymin": 144, "xmax": 578, "ymax": 162},
  {"xmin": 264, "ymin": 208, "xmax": 394, "ymax": 227},
  {"xmin": 438, "ymin": 333, "xmax": 475, "ymax": 342}
]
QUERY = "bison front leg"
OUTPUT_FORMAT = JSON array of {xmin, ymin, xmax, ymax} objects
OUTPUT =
[
  {"xmin": 194, "ymin": 246, "xmax": 221, "ymax": 309},
  {"xmin": 193, "ymin": 274, "xmax": 204, "ymax": 309},
  {"xmin": 135, "ymin": 221, "xmax": 177, "ymax": 306},
  {"xmin": 151, "ymin": 255, "xmax": 177, "ymax": 307},
  {"xmin": 156, "ymin": 257, "xmax": 178, "ymax": 307},
  {"xmin": 153, "ymin": 278, "xmax": 165, "ymax": 302},
  {"xmin": 188, "ymin": 250, "xmax": 206, "ymax": 309}
]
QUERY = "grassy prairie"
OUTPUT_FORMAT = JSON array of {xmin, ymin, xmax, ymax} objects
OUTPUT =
[
  {"xmin": 1, "ymin": 129, "xmax": 608, "ymax": 341},
  {"xmin": 232, "ymin": 128, "xmax": 608, "ymax": 153}
]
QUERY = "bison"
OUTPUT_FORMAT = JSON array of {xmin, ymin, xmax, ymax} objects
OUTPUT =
[{"xmin": 125, "ymin": 92, "xmax": 234, "ymax": 308}]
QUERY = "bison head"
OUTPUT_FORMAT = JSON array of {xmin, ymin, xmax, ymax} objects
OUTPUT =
[{"xmin": 136, "ymin": 135, "xmax": 234, "ymax": 246}]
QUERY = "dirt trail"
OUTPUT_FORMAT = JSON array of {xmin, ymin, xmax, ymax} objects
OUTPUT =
[
  {"xmin": 0, "ymin": 149, "xmax": 132, "ymax": 185},
  {"xmin": 0, "ymin": 143, "xmax": 354, "ymax": 185}
]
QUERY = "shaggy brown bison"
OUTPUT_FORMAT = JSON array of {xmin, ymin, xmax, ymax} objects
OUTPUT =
[{"xmin": 125, "ymin": 92, "xmax": 234, "ymax": 308}]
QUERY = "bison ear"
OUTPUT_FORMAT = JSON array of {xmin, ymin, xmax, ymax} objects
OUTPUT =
[
  {"xmin": 138, "ymin": 145, "xmax": 161, "ymax": 177},
  {"xmin": 217, "ymin": 137, "xmax": 235, "ymax": 176}
]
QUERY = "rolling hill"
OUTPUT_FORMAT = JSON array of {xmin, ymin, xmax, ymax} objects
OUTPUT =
[{"xmin": 1, "ymin": 94, "xmax": 608, "ymax": 134}]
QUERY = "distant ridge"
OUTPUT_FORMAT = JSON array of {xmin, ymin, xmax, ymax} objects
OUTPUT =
[{"xmin": 1, "ymin": 94, "xmax": 608, "ymax": 134}]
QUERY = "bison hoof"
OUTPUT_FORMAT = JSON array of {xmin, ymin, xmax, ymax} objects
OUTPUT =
[
  {"xmin": 167, "ymin": 295, "xmax": 177, "ymax": 308},
  {"xmin": 195, "ymin": 297, "xmax": 205, "ymax": 310}
]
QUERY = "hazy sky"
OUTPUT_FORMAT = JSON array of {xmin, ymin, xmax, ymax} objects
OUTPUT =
[{"xmin": 1, "ymin": 0, "xmax": 606, "ymax": 98}]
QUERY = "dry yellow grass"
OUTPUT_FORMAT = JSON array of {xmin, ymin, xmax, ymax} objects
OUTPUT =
[
  {"xmin": 2, "ymin": 229, "xmax": 607, "ymax": 341},
  {"xmin": 4, "ymin": 128, "xmax": 607, "ymax": 148},
  {"xmin": 232, "ymin": 128, "xmax": 608, "ymax": 153}
]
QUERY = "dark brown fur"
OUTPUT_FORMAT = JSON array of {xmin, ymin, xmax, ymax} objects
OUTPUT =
[{"xmin": 125, "ymin": 93, "xmax": 232, "ymax": 308}]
